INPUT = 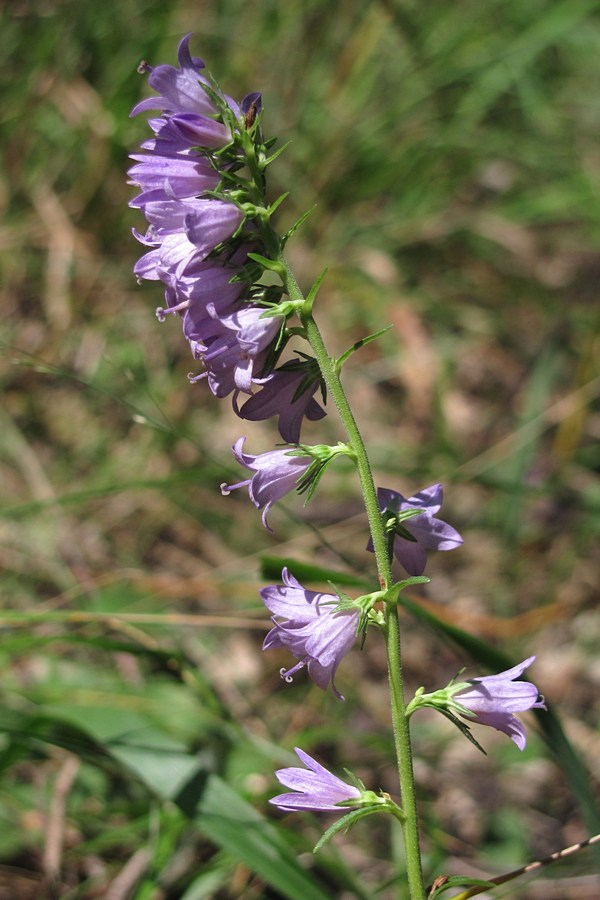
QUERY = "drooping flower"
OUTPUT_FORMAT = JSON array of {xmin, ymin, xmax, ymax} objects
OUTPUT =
[
  {"xmin": 239, "ymin": 359, "xmax": 326, "ymax": 443},
  {"xmin": 369, "ymin": 484, "xmax": 463, "ymax": 575},
  {"xmin": 450, "ymin": 656, "xmax": 546, "ymax": 751},
  {"xmin": 130, "ymin": 34, "xmax": 239, "ymax": 119},
  {"xmin": 261, "ymin": 568, "xmax": 359, "ymax": 699},
  {"xmin": 142, "ymin": 111, "xmax": 231, "ymax": 154},
  {"xmin": 131, "ymin": 197, "xmax": 245, "ymax": 278},
  {"xmin": 187, "ymin": 307, "xmax": 282, "ymax": 397},
  {"xmin": 128, "ymin": 155, "xmax": 220, "ymax": 203},
  {"xmin": 155, "ymin": 249, "xmax": 252, "ymax": 321},
  {"xmin": 270, "ymin": 747, "xmax": 362, "ymax": 812},
  {"xmin": 408, "ymin": 656, "xmax": 546, "ymax": 751},
  {"xmin": 221, "ymin": 439, "xmax": 311, "ymax": 529}
]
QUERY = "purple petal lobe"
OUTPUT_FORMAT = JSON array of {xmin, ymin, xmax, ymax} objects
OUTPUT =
[{"xmin": 270, "ymin": 748, "xmax": 362, "ymax": 813}]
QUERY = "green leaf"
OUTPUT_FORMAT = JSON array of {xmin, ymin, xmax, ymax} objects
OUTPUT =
[
  {"xmin": 264, "ymin": 139, "xmax": 292, "ymax": 167},
  {"xmin": 260, "ymin": 556, "xmax": 369, "ymax": 587},
  {"xmin": 267, "ymin": 191, "xmax": 290, "ymax": 216},
  {"xmin": 283, "ymin": 204, "xmax": 316, "ymax": 243},
  {"xmin": 313, "ymin": 806, "xmax": 387, "ymax": 852},
  {"xmin": 304, "ymin": 267, "xmax": 328, "ymax": 310},
  {"xmin": 335, "ymin": 325, "xmax": 393, "ymax": 370},
  {"xmin": 35, "ymin": 705, "xmax": 207, "ymax": 801}
]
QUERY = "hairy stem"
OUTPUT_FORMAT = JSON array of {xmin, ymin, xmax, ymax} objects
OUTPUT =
[{"xmin": 281, "ymin": 256, "xmax": 425, "ymax": 899}]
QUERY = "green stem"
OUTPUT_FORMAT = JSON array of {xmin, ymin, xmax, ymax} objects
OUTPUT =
[
  {"xmin": 281, "ymin": 255, "xmax": 426, "ymax": 900},
  {"xmin": 386, "ymin": 603, "xmax": 425, "ymax": 900}
]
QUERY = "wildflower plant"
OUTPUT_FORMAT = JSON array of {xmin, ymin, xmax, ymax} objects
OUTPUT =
[{"xmin": 129, "ymin": 35, "xmax": 553, "ymax": 899}]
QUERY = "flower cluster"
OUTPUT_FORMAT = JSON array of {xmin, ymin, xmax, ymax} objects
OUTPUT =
[
  {"xmin": 130, "ymin": 34, "xmax": 325, "ymax": 443},
  {"xmin": 130, "ymin": 40, "xmax": 546, "ymax": 835}
]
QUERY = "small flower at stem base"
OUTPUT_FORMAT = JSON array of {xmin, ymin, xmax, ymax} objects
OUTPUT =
[{"xmin": 270, "ymin": 748, "xmax": 363, "ymax": 812}]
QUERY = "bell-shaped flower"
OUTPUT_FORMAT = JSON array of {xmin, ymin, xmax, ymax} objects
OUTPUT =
[
  {"xmin": 133, "ymin": 199, "xmax": 245, "ymax": 287},
  {"xmin": 221, "ymin": 439, "xmax": 311, "ymax": 529},
  {"xmin": 270, "ymin": 748, "xmax": 362, "ymax": 813},
  {"xmin": 187, "ymin": 309, "xmax": 275, "ymax": 397},
  {"xmin": 449, "ymin": 656, "xmax": 546, "ymax": 751},
  {"xmin": 131, "ymin": 34, "xmax": 223, "ymax": 119},
  {"xmin": 128, "ymin": 154, "xmax": 220, "ymax": 202},
  {"xmin": 154, "ymin": 255, "xmax": 249, "ymax": 323},
  {"xmin": 408, "ymin": 656, "xmax": 546, "ymax": 751},
  {"xmin": 184, "ymin": 200, "xmax": 244, "ymax": 253},
  {"xmin": 261, "ymin": 568, "xmax": 359, "ymax": 699},
  {"xmin": 141, "ymin": 112, "xmax": 231, "ymax": 155},
  {"xmin": 239, "ymin": 359, "xmax": 326, "ymax": 443},
  {"xmin": 369, "ymin": 484, "xmax": 463, "ymax": 575}
]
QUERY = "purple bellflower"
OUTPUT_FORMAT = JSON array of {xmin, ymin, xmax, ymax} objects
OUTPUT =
[
  {"xmin": 408, "ymin": 656, "xmax": 546, "ymax": 751},
  {"xmin": 221, "ymin": 439, "xmax": 311, "ymax": 529},
  {"xmin": 142, "ymin": 111, "xmax": 231, "ymax": 153},
  {"xmin": 270, "ymin": 747, "xmax": 362, "ymax": 812},
  {"xmin": 369, "ymin": 484, "xmax": 463, "ymax": 576},
  {"xmin": 261, "ymin": 568, "xmax": 359, "ymax": 700},
  {"xmin": 130, "ymin": 34, "xmax": 240, "ymax": 120},
  {"xmin": 239, "ymin": 359, "xmax": 326, "ymax": 443},
  {"xmin": 186, "ymin": 308, "xmax": 283, "ymax": 397},
  {"xmin": 131, "ymin": 198, "xmax": 245, "ymax": 280},
  {"xmin": 450, "ymin": 656, "xmax": 546, "ymax": 751}
]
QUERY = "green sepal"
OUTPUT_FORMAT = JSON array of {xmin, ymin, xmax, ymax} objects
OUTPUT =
[
  {"xmin": 427, "ymin": 875, "xmax": 496, "ymax": 899},
  {"xmin": 259, "ymin": 300, "xmax": 303, "ymax": 320},
  {"xmin": 196, "ymin": 75, "xmax": 237, "ymax": 131},
  {"xmin": 264, "ymin": 140, "xmax": 292, "ymax": 166},
  {"xmin": 434, "ymin": 708, "xmax": 487, "ymax": 755},
  {"xmin": 312, "ymin": 806, "xmax": 386, "ymax": 853},
  {"xmin": 283, "ymin": 205, "xmax": 317, "ymax": 245},
  {"xmin": 296, "ymin": 442, "xmax": 352, "ymax": 502},
  {"xmin": 335, "ymin": 325, "xmax": 393, "ymax": 371},
  {"xmin": 211, "ymin": 169, "xmax": 253, "ymax": 191},
  {"xmin": 384, "ymin": 506, "xmax": 429, "ymax": 543},
  {"xmin": 297, "ymin": 457, "xmax": 332, "ymax": 503},
  {"xmin": 267, "ymin": 192, "xmax": 290, "ymax": 216},
  {"xmin": 246, "ymin": 253, "xmax": 286, "ymax": 277}
]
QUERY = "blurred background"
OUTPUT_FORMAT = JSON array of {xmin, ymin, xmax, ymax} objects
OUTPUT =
[{"xmin": 1, "ymin": 0, "xmax": 599, "ymax": 897}]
